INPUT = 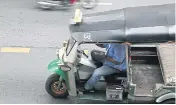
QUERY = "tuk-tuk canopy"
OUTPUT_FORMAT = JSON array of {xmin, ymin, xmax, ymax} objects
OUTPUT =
[{"xmin": 69, "ymin": 3, "xmax": 175, "ymax": 43}]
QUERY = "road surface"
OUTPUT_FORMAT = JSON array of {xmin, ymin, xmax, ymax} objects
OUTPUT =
[{"xmin": 0, "ymin": 0, "xmax": 175, "ymax": 104}]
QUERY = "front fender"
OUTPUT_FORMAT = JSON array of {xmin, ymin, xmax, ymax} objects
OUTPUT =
[
  {"xmin": 156, "ymin": 93, "xmax": 176, "ymax": 103},
  {"xmin": 47, "ymin": 59, "xmax": 69, "ymax": 89}
]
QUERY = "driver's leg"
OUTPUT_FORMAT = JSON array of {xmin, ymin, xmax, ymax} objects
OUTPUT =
[{"xmin": 85, "ymin": 65, "xmax": 118, "ymax": 90}]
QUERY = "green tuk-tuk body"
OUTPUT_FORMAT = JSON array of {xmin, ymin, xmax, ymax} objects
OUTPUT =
[{"xmin": 45, "ymin": 3, "xmax": 175, "ymax": 104}]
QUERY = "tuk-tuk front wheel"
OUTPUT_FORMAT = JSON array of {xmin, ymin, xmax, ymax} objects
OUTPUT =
[{"xmin": 45, "ymin": 74, "xmax": 68, "ymax": 98}]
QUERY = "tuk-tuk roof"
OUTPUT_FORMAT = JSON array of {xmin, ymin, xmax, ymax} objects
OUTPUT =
[{"xmin": 69, "ymin": 3, "xmax": 175, "ymax": 43}]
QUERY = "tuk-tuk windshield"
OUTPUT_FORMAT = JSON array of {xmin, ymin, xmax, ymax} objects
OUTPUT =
[{"xmin": 66, "ymin": 37, "xmax": 76, "ymax": 55}]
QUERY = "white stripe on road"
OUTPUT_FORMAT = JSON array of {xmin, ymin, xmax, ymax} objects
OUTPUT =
[
  {"xmin": 96, "ymin": 3, "xmax": 113, "ymax": 6},
  {"xmin": 75, "ymin": 2, "xmax": 113, "ymax": 6}
]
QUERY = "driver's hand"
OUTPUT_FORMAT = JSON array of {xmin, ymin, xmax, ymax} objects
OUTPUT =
[
  {"xmin": 165, "ymin": 41, "xmax": 175, "ymax": 44},
  {"xmin": 123, "ymin": 42, "xmax": 131, "ymax": 46},
  {"xmin": 160, "ymin": 41, "xmax": 175, "ymax": 45},
  {"xmin": 96, "ymin": 44, "xmax": 104, "ymax": 48}
]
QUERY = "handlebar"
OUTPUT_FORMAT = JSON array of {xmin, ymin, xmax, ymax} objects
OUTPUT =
[{"xmin": 77, "ymin": 49, "xmax": 88, "ymax": 58}]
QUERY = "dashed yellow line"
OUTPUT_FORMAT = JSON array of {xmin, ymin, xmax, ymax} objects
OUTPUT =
[{"xmin": 1, "ymin": 47, "xmax": 30, "ymax": 53}]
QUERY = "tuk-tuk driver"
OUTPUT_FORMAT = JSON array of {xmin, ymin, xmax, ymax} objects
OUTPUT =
[{"xmin": 80, "ymin": 43, "xmax": 130, "ymax": 92}]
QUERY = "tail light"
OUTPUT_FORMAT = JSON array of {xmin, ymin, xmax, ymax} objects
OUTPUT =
[{"xmin": 70, "ymin": 0, "xmax": 76, "ymax": 4}]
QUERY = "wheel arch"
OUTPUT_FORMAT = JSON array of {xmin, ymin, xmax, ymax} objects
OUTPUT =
[
  {"xmin": 47, "ymin": 59, "xmax": 69, "ymax": 89},
  {"xmin": 156, "ymin": 93, "xmax": 176, "ymax": 103}
]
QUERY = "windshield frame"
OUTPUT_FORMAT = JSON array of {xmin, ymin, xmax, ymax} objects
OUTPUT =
[{"xmin": 66, "ymin": 37, "xmax": 76, "ymax": 56}]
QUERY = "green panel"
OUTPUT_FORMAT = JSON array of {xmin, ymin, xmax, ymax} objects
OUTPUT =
[
  {"xmin": 47, "ymin": 59, "xmax": 69, "ymax": 89},
  {"xmin": 48, "ymin": 59, "xmax": 63, "ymax": 71},
  {"xmin": 79, "ymin": 92, "xmax": 106, "ymax": 101},
  {"xmin": 129, "ymin": 84, "xmax": 136, "ymax": 96}
]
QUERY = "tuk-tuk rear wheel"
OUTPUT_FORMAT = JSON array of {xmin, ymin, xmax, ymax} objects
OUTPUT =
[
  {"xmin": 160, "ymin": 99, "xmax": 175, "ymax": 104},
  {"xmin": 45, "ymin": 74, "xmax": 68, "ymax": 98}
]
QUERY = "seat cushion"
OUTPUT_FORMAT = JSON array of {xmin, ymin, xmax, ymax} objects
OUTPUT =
[{"xmin": 105, "ymin": 71, "xmax": 127, "ymax": 83}]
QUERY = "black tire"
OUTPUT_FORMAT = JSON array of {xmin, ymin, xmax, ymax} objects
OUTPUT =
[
  {"xmin": 161, "ymin": 99, "xmax": 175, "ymax": 104},
  {"xmin": 45, "ymin": 73, "xmax": 69, "ymax": 98}
]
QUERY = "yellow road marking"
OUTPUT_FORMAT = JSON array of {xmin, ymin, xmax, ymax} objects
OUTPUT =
[{"xmin": 1, "ymin": 47, "xmax": 30, "ymax": 53}]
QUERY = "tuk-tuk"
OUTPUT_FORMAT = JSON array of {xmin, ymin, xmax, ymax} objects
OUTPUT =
[{"xmin": 45, "ymin": 4, "xmax": 176, "ymax": 104}]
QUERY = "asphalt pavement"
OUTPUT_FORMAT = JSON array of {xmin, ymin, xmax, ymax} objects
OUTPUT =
[{"xmin": 0, "ymin": 0, "xmax": 175, "ymax": 104}]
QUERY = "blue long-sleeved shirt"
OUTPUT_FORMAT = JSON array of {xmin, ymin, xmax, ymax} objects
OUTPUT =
[{"xmin": 103, "ymin": 44, "xmax": 127, "ymax": 71}]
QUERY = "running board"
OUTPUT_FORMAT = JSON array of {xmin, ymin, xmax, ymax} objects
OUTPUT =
[
  {"xmin": 79, "ymin": 91, "xmax": 106, "ymax": 101},
  {"xmin": 78, "ymin": 92, "xmax": 127, "ymax": 103}
]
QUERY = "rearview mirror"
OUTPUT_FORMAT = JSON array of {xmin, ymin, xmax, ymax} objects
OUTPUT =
[{"xmin": 63, "ymin": 40, "xmax": 68, "ymax": 47}]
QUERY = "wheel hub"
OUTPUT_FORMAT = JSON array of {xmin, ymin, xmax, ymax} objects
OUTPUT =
[{"xmin": 51, "ymin": 81, "xmax": 66, "ymax": 94}]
